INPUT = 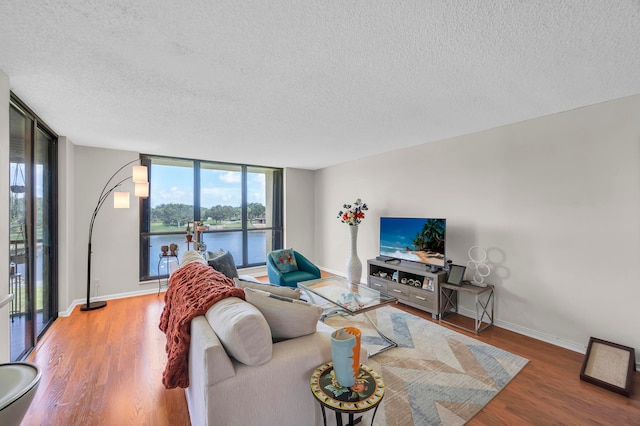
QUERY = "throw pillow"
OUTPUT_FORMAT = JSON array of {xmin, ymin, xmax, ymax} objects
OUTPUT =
[
  {"xmin": 208, "ymin": 251, "xmax": 239, "ymax": 279},
  {"xmin": 244, "ymin": 287, "xmax": 323, "ymax": 340},
  {"xmin": 180, "ymin": 250, "xmax": 207, "ymax": 266},
  {"xmin": 269, "ymin": 248, "xmax": 298, "ymax": 273},
  {"xmin": 207, "ymin": 249, "xmax": 225, "ymax": 259},
  {"xmin": 233, "ymin": 277, "xmax": 301, "ymax": 300},
  {"xmin": 205, "ymin": 297, "xmax": 272, "ymax": 366}
]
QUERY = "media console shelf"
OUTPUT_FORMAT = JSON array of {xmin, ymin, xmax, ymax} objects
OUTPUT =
[{"xmin": 367, "ymin": 258, "xmax": 447, "ymax": 319}]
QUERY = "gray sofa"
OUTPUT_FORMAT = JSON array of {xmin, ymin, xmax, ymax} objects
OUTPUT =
[
  {"xmin": 185, "ymin": 308, "xmax": 338, "ymax": 425},
  {"xmin": 178, "ymin": 250, "xmax": 368, "ymax": 425}
]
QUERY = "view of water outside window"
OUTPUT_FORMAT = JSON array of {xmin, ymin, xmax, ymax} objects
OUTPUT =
[{"xmin": 145, "ymin": 158, "xmax": 280, "ymax": 278}]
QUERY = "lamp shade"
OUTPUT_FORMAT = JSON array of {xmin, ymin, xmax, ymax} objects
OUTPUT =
[
  {"xmin": 114, "ymin": 191, "xmax": 130, "ymax": 208},
  {"xmin": 132, "ymin": 165, "xmax": 148, "ymax": 183},
  {"xmin": 135, "ymin": 181, "xmax": 149, "ymax": 198}
]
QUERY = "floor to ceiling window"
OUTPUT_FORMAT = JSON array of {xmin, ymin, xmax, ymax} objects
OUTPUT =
[
  {"xmin": 139, "ymin": 155, "xmax": 283, "ymax": 280},
  {"xmin": 9, "ymin": 93, "xmax": 58, "ymax": 361}
]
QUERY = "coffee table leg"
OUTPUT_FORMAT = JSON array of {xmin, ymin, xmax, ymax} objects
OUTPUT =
[
  {"xmin": 335, "ymin": 411, "xmax": 343, "ymax": 426},
  {"xmin": 320, "ymin": 405, "xmax": 327, "ymax": 426},
  {"xmin": 363, "ymin": 311, "xmax": 398, "ymax": 356}
]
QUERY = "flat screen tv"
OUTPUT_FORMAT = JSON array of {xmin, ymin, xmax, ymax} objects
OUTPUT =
[{"xmin": 379, "ymin": 217, "xmax": 446, "ymax": 268}]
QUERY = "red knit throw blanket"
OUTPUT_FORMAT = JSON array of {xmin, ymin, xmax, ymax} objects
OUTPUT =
[{"xmin": 159, "ymin": 261, "xmax": 245, "ymax": 389}]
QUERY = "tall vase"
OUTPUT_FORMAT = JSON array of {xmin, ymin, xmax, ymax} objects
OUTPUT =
[
  {"xmin": 346, "ymin": 225, "xmax": 362, "ymax": 284},
  {"xmin": 331, "ymin": 327, "xmax": 362, "ymax": 388}
]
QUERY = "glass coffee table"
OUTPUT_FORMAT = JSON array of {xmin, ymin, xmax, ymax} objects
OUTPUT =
[{"xmin": 298, "ymin": 276, "xmax": 398, "ymax": 356}]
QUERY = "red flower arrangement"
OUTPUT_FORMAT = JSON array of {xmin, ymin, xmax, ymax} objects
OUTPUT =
[{"xmin": 337, "ymin": 199, "xmax": 368, "ymax": 226}]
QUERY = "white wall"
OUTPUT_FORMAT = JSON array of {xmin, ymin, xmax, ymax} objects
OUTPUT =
[
  {"xmin": 0, "ymin": 69, "xmax": 10, "ymax": 362},
  {"xmin": 314, "ymin": 95, "xmax": 640, "ymax": 361},
  {"xmin": 284, "ymin": 168, "xmax": 316, "ymax": 259},
  {"xmin": 71, "ymin": 146, "xmax": 158, "ymax": 308}
]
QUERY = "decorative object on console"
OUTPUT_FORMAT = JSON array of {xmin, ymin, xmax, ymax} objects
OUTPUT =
[
  {"xmin": 422, "ymin": 277, "xmax": 434, "ymax": 291},
  {"xmin": 338, "ymin": 198, "xmax": 368, "ymax": 284},
  {"xmin": 446, "ymin": 264, "xmax": 466, "ymax": 286},
  {"xmin": 466, "ymin": 246, "xmax": 491, "ymax": 287},
  {"xmin": 83, "ymin": 159, "xmax": 149, "ymax": 311},
  {"xmin": 330, "ymin": 327, "xmax": 362, "ymax": 388}
]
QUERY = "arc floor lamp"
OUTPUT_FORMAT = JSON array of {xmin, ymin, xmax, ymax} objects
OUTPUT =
[{"xmin": 81, "ymin": 159, "xmax": 149, "ymax": 311}]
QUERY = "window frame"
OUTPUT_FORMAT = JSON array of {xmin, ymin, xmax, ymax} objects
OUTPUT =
[{"xmin": 139, "ymin": 154, "xmax": 283, "ymax": 280}]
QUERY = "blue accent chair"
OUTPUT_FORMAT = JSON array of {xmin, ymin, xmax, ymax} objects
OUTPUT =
[{"xmin": 267, "ymin": 250, "xmax": 321, "ymax": 287}]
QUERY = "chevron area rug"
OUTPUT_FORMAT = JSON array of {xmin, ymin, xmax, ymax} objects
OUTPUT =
[{"xmin": 323, "ymin": 306, "xmax": 529, "ymax": 426}]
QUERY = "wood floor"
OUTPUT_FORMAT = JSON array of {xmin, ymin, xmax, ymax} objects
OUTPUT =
[{"xmin": 22, "ymin": 289, "xmax": 640, "ymax": 425}]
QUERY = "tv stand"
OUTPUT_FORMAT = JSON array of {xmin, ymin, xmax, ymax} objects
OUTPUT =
[{"xmin": 367, "ymin": 258, "xmax": 448, "ymax": 319}]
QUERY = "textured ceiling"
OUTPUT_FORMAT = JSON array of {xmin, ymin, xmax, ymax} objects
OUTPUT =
[{"xmin": 1, "ymin": 1, "xmax": 639, "ymax": 170}]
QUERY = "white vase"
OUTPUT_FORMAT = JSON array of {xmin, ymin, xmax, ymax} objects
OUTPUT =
[{"xmin": 346, "ymin": 225, "xmax": 362, "ymax": 284}]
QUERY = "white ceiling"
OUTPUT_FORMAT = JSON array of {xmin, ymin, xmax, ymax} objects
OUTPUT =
[{"xmin": 1, "ymin": 1, "xmax": 639, "ymax": 170}]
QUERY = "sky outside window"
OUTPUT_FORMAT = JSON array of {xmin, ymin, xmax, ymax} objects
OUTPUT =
[{"xmin": 150, "ymin": 164, "xmax": 266, "ymax": 208}]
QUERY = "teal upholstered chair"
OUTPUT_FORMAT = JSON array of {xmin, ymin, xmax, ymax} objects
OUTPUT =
[{"xmin": 267, "ymin": 249, "xmax": 321, "ymax": 287}]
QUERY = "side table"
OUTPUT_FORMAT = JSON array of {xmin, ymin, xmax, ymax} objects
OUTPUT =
[
  {"xmin": 439, "ymin": 283, "xmax": 494, "ymax": 334},
  {"xmin": 157, "ymin": 254, "xmax": 179, "ymax": 294},
  {"xmin": 310, "ymin": 362, "xmax": 384, "ymax": 426}
]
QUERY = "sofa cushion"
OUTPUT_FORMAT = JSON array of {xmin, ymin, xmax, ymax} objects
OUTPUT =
[
  {"xmin": 208, "ymin": 251, "xmax": 239, "ymax": 279},
  {"xmin": 233, "ymin": 277, "xmax": 301, "ymax": 300},
  {"xmin": 180, "ymin": 250, "xmax": 208, "ymax": 266},
  {"xmin": 207, "ymin": 248, "xmax": 225, "ymax": 260},
  {"xmin": 244, "ymin": 287, "xmax": 323, "ymax": 340},
  {"xmin": 269, "ymin": 248, "xmax": 299, "ymax": 273},
  {"xmin": 205, "ymin": 297, "xmax": 272, "ymax": 366}
]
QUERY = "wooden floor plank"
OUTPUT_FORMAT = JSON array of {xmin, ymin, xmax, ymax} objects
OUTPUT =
[{"xmin": 21, "ymin": 289, "xmax": 639, "ymax": 425}]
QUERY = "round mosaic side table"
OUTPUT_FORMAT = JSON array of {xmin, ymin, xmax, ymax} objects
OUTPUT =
[{"xmin": 310, "ymin": 362, "xmax": 384, "ymax": 426}]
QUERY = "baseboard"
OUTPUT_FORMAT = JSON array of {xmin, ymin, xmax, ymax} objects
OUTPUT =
[
  {"xmin": 59, "ymin": 286, "xmax": 165, "ymax": 317},
  {"xmin": 454, "ymin": 306, "xmax": 585, "ymax": 353},
  {"xmin": 59, "ymin": 266, "xmax": 269, "ymax": 317},
  {"xmin": 453, "ymin": 306, "xmax": 640, "ymax": 370}
]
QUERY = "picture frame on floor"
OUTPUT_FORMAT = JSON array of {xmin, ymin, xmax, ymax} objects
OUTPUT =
[{"xmin": 579, "ymin": 337, "xmax": 636, "ymax": 397}]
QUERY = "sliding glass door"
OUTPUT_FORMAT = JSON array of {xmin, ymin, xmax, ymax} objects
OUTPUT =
[{"xmin": 9, "ymin": 95, "xmax": 58, "ymax": 361}]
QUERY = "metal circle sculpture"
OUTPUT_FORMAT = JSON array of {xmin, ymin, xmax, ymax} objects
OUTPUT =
[{"xmin": 467, "ymin": 246, "xmax": 491, "ymax": 286}]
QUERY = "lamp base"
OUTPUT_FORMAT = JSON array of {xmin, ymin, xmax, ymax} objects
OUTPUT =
[{"xmin": 80, "ymin": 301, "xmax": 107, "ymax": 311}]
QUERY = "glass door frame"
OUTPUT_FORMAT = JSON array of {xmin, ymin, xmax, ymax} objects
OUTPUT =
[{"xmin": 9, "ymin": 92, "xmax": 58, "ymax": 361}]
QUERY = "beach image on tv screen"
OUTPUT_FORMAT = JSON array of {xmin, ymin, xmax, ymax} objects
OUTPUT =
[{"xmin": 380, "ymin": 218, "xmax": 446, "ymax": 266}]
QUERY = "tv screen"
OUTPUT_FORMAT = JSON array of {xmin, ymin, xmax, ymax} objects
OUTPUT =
[{"xmin": 379, "ymin": 217, "xmax": 446, "ymax": 267}]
